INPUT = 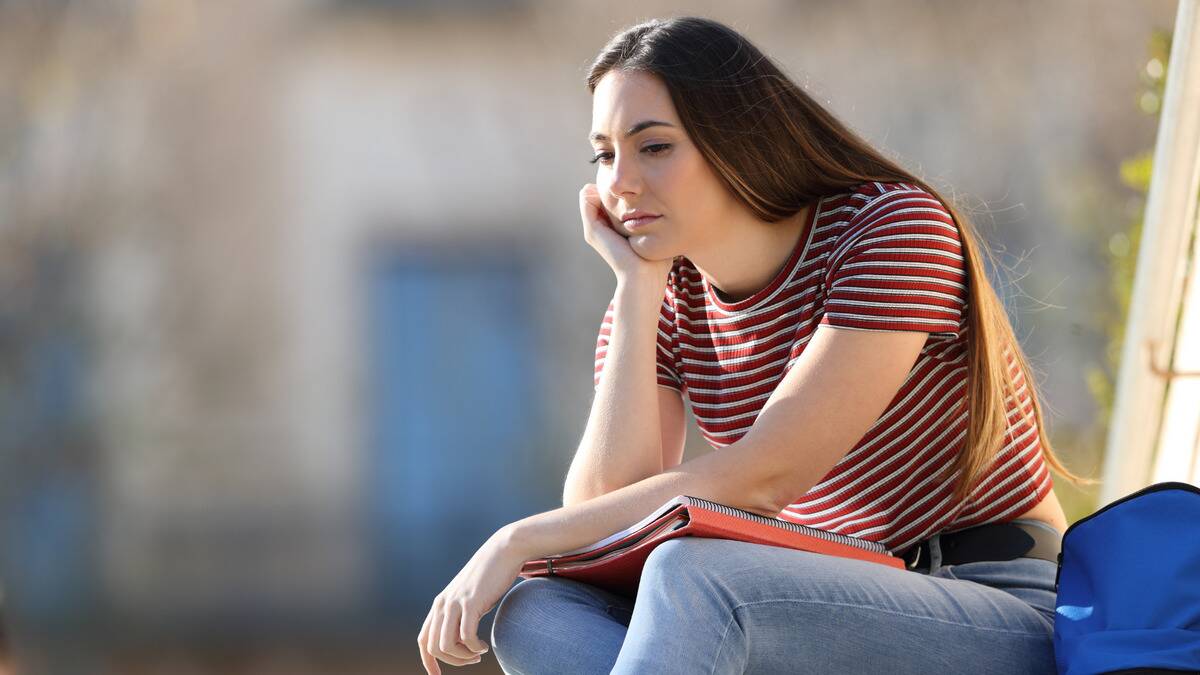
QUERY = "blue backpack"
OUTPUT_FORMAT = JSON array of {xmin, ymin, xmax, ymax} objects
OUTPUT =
[{"xmin": 1054, "ymin": 480, "xmax": 1200, "ymax": 674}]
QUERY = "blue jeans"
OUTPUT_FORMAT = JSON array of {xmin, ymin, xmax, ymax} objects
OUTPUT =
[{"xmin": 491, "ymin": 519, "xmax": 1061, "ymax": 674}]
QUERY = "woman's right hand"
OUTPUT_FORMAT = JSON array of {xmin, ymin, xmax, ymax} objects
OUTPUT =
[{"xmin": 579, "ymin": 183, "xmax": 674, "ymax": 287}]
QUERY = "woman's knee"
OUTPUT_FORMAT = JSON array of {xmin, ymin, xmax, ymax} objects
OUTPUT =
[
  {"xmin": 641, "ymin": 536, "xmax": 715, "ymax": 576},
  {"xmin": 491, "ymin": 579, "xmax": 554, "ymax": 673},
  {"xmin": 491, "ymin": 577, "xmax": 617, "ymax": 650},
  {"xmin": 491, "ymin": 577, "xmax": 629, "ymax": 675},
  {"xmin": 636, "ymin": 537, "xmax": 743, "ymax": 604},
  {"xmin": 641, "ymin": 536, "xmax": 785, "ymax": 587},
  {"xmin": 637, "ymin": 536, "xmax": 866, "ymax": 609},
  {"xmin": 491, "ymin": 578, "xmax": 547, "ymax": 649}
]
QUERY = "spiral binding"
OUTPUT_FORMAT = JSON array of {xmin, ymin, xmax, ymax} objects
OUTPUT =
[{"xmin": 684, "ymin": 496, "xmax": 891, "ymax": 555}]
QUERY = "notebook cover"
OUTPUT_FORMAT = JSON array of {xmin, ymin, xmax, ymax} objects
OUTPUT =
[{"xmin": 518, "ymin": 502, "xmax": 904, "ymax": 597}]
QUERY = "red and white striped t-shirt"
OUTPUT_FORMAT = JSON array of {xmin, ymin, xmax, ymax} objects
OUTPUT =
[{"xmin": 593, "ymin": 181, "xmax": 1053, "ymax": 554}]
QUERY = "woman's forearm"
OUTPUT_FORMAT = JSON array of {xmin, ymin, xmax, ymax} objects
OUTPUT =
[
  {"xmin": 512, "ymin": 438, "xmax": 784, "ymax": 560},
  {"xmin": 563, "ymin": 280, "xmax": 672, "ymax": 506}
]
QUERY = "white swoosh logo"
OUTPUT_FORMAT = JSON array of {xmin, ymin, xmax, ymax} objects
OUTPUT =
[{"xmin": 1056, "ymin": 605, "xmax": 1094, "ymax": 620}]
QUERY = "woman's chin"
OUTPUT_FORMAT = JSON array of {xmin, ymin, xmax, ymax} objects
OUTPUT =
[{"xmin": 628, "ymin": 234, "xmax": 676, "ymax": 261}]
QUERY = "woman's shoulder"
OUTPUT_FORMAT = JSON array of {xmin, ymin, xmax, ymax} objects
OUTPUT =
[
  {"xmin": 813, "ymin": 181, "xmax": 932, "ymax": 237},
  {"xmin": 838, "ymin": 181, "xmax": 955, "ymax": 235},
  {"xmin": 848, "ymin": 180, "xmax": 940, "ymax": 212}
]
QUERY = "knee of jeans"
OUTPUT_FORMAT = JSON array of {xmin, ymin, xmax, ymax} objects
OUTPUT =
[
  {"xmin": 491, "ymin": 579, "xmax": 546, "ymax": 657},
  {"xmin": 642, "ymin": 537, "xmax": 713, "ymax": 582}
]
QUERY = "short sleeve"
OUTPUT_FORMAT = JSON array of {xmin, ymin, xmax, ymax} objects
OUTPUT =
[
  {"xmin": 594, "ymin": 280, "xmax": 684, "ymax": 393},
  {"xmin": 819, "ymin": 188, "xmax": 967, "ymax": 338}
]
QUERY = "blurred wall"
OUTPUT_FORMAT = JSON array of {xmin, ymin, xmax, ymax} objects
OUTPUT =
[{"xmin": 0, "ymin": 0, "xmax": 1178, "ymax": 669}]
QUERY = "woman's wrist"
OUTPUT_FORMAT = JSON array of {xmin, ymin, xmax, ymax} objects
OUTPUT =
[
  {"xmin": 496, "ymin": 516, "xmax": 550, "ymax": 560},
  {"xmin": 615, "ymin": 270, "xmax": 669, "ymax": 296}
]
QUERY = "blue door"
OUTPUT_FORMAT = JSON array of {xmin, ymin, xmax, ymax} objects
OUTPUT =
[{"xmin": 365, "ymin": 243, "xmax": 547, "ymax": 623}]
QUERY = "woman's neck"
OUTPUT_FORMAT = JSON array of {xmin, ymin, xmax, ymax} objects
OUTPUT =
[{"xmin": 691, "ymin": 204, "xmax": 811, "ymax": 302}]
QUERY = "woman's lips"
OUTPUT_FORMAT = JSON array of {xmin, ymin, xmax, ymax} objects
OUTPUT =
[{"xmin": 624, "ymin": 215, "xmax": 661, "ymax": 230}]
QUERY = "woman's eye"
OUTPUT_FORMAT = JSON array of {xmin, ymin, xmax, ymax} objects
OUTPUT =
[{"xmin": 588, "ymin": 143, "xmax": 672, "ymax": 165}]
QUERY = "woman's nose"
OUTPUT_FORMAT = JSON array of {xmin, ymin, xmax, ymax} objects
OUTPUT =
[{"xmin": 608, "ymin": 154, "xmax": 641, "ymax": 196}]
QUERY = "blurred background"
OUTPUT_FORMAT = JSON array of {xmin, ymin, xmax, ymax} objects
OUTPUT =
[{"xmin": 0, "ymin": 0, "xmax": 1186, "ymax": 672}]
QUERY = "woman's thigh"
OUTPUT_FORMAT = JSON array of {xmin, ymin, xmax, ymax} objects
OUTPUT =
[
  {"xmin": 491, "ymin": 575, "xmax": 635, "ymax": 675},
  {"xmin": 611, "ymin": 537, "xmax": 1058, "ymax": 675}
]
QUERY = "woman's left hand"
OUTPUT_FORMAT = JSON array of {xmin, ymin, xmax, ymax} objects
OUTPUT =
[{"xmin": 417, "ymin": 525, "xmax": 531, "ymax": 674}]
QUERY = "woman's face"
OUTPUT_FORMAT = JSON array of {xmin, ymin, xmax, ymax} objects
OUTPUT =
[{"xmin": 589, "ymin": 69, "xmax": 736, "ymax": 262}]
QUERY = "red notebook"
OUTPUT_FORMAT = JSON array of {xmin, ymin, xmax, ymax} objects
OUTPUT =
[{"xmin": 518, "ymin": 494, "xmax": 905, "ymax": 597}]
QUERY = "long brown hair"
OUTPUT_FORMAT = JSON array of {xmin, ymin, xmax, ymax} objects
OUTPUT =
[{"xmin": 586, "ymin": 16, "xmax": 1097, "ymax": 505}]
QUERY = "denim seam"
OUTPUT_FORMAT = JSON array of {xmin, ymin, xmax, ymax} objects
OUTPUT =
[
  {"xmin": 726, "ymin": 598, "xmax": 1052, "ymax": 638},
  {"xmin": 708, "ymin": 609, "xmax": 742, "ymax": 675},
  {"xmin": 605, "ymin": 603, "xmax": 631, "ymax": 623}
]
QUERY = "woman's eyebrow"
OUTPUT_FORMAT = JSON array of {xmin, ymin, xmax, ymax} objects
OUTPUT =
[{"xmin": 589, "ymin": 119, "xmax": 676, "ymax": 143}]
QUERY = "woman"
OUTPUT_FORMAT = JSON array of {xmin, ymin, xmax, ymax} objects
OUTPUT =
[{"xmin": 416, "ymin": 15, "xmax": 1096, "ymax": 675}]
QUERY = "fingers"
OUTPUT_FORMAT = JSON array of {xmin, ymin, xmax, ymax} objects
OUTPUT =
[
  {"xmin": 580, "ymin": 183, "xmax": 603, "ymax": 219},
  {"xmin": 580, "ymin": 183, "xmax": 653, "ymax": 282},
  {"xmin": 419, "ymin": 600, "xmax": 480, "ymax": 672},
  {"xmin": 458, "ymin": 605, "xmax": 490, "ymax": 657},
  {"xmin": 438, "ymin": 601, "xmax": 480, "ymax": 661},
  {"xmin": 436, "ymin": 600, "xmax": 484, "ymax": 665},
  {"xmin": 417, "ymin": 609, "xmax": 442, "ymax": 675},
  {"xmin": 579, "ymin": 185, "xmax": 600, "ymax": 241},
  {"xmin": 580, "ymin": 184, "xmax": 621, "ymax": 237}
]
